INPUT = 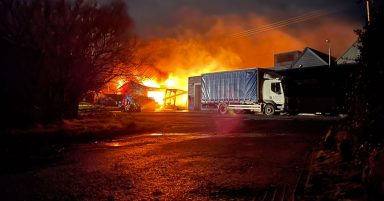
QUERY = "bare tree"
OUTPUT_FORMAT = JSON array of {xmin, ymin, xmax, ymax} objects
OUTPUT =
[{"xmin": 0, "ymin": 0, "xmax": 137, "ymax": 126}]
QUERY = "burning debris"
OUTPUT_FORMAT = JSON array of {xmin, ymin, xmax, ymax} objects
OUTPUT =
[
  {"xmin": 99, "ymin": 77, "xmax": 187, "ymax": 111},
  {"xmin": 142, "ymin": 78, "xmax": 187, "ymax": 110}
]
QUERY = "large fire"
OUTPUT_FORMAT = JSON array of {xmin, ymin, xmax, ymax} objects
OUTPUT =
[
  {"xmin": 142, "ymin": 80, "xmax": 163, "ymax": 105},
  {"xmin": 142, "ymin": 77, "xmax": 187, "ymax": 109}
]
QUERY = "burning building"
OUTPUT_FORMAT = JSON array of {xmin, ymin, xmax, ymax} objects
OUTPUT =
[{"xmin": 115, "ymin": 79, "xmax": 188, "ymax": 111}]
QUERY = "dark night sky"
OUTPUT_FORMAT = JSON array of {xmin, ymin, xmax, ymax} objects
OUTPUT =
[{"xmin": 127, "ymin": 0, "xmax": 365, "ymax": 38}]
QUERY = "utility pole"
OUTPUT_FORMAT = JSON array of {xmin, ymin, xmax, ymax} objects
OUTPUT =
[{"xmin": 326, "ymin": 39, "xmax": 331, "ymax": 67}]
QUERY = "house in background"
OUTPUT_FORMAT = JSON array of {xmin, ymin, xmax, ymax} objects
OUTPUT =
[
  {"xmin": 274, "ymin": 47, "xmax": 336, "ymax": 71},
  {"xmin": 336, "ymin": 41, "xmax": 361, "ymax": 65},
  {"xmin": 290, "ymin": 47, "xmax": 336, "ymax": 69},
  {"xmin": 274, "ymin": 50, "xmax": 302, "ymax": 70},
  {"xmin": 274, "ymin": 41, "xmax": 360, "ymax": 71},
  {"xmin": 275, "ymin": 43, "xmax": 360, "ymax": 115}
]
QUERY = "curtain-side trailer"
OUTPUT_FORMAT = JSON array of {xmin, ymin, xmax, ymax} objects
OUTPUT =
[{"xmin": 200, "ymin": 68, "xmax": 285, "ymax": 115}]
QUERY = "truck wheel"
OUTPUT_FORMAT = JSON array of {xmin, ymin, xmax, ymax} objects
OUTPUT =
[
  {"xmin": 218, "ymin": 103, "xmax": 228, "ymax": 114},
  {"xmin": 264, "ymin": 104, "xmax": 275, "ymax": 115}
]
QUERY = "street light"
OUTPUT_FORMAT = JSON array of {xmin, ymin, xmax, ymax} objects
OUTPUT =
[
  {"xmin": 366, "ymin": 0, "xmax": 371, "ymax": 24},
  {"xmin": 325, "ymin": 39, "xmax": 331, "ymax": 67}
]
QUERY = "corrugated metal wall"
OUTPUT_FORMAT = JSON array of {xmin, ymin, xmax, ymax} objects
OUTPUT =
[{"xmin": 201, "ymin": 69, "xmax": 258, "ymax": 103}]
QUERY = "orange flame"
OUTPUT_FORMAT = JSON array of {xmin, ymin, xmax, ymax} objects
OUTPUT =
[
  {"xmin": 142, "ymin": 77, "xmax": 187, "ymax": 109},
  {"xmin": 143, "ymin": 80, "xmax": 160, "ymax": 88}
]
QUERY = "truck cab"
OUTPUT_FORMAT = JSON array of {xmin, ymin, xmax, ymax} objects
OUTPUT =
[{"xmin": 262, "ymin": 79, "xmax": 285, "ymax": 115}]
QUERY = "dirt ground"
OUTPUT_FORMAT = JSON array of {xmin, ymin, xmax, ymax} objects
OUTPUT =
[{"xmin": 0, "ymin": 111, "xmax": 336, "ymax": 200}]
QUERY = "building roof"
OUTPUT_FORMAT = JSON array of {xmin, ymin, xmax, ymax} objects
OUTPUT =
[
  {"xmin": 118, "ymin": 81, "xmax": 149, "ymax": 95},
  {"xmin": 336, "ymin": 41, "xmax": 361, "ymax": 64},
  {"xmin": 274, "ymin": 50, "xmax": 302, "ymax": 70},
  {"xmin": 291, "ymin": 47, "xmax": 335, "ymax": 69}
]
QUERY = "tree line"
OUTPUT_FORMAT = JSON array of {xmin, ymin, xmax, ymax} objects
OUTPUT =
[
  {"xmin": 353, "ymin": 0, "xmax": 384, "ymax": 147},
  {"xmin": 0, "ymin": 0, "xmax": 138, "ymax": 128}
]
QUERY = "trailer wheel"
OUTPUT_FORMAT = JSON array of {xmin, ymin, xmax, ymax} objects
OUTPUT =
[
  {"xmin": 218, "ymin": 103, "xmax": 228, "ymax": 114},
  {"xmin": 264, "ymin": 104, "xmax": 275, "ymax": 115}
]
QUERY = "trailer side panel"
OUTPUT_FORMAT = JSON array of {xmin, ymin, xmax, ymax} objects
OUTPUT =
[{"xmin": 201, "ymin": 69, "xmax": 258, "ymax": 103}]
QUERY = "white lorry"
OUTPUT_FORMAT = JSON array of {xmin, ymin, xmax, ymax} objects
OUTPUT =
[{"xmin": 200, "ymin": 68, "xmax": 285, "ymax": 115}]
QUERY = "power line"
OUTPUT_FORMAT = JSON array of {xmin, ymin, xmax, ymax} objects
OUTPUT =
[
  {"xmin": 232, "ymin": 10, "xmax": 324, "ymax": 38},
  {"xmin": 231, "ymin": 8, "xmax": 343, "ymax": 39}
]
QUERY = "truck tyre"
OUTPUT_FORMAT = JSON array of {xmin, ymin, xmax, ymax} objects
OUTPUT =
[
  {"xmin": 218, "ymin": 103, "xmax": 228, "ymax": 114},
  {"xmin": 264, "ymin": 104, "xmax": 275, "ymax": 115}
]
